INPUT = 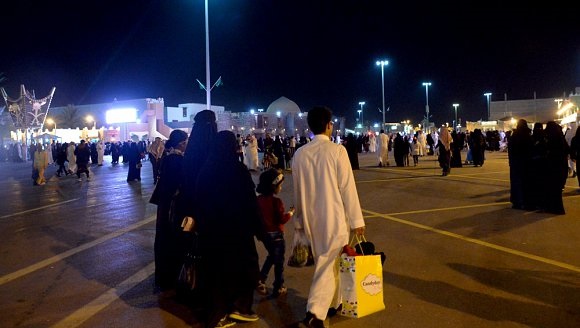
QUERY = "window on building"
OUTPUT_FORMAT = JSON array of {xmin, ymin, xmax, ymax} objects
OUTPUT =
[{"xmin": 182, "ymin": 107, "xmax": 187, "ymax": 118}]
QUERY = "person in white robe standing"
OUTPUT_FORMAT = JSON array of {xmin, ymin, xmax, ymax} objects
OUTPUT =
[
  {"xmin": 368, "ymin": 131, "xmax": 377, "ymax": 153},
  {"xmin": 292, "ymin": 106, "xmax": 365, "ymax": 327},
  {"xmin": 378, "ymin": 129, "xmax": 389, "ymax": 167},
  {"xmin": 66, "ymin": 141, "xmax": 77, "ymax": 174},
  {"xmin": 97, "ymin": 140, "xmax": 105, "ymax": 166},
  {"xmin": 244, "ymin": 134, "xmax": 259, "ymax": 171}
]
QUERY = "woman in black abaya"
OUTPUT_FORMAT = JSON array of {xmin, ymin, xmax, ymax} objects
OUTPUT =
[{"xmin": 195, "ymin": 131, "xmax": 262, "ymax": 327}]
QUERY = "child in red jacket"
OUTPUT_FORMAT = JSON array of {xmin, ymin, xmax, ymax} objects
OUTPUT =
[{"xmin": 256, "ymin": 168, "xmax": 294, "ymax": 297}]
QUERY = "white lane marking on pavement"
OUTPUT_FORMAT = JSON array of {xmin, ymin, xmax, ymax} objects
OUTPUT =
[
  {"xmin": 0, "ymin": 215, "xmax": 156, "ymax": 286},
  {"xmin": 363, "ymin": 209, "xmax": 580, "ymax": 273},
  {"xmin": 50, "ymin": 262, "xmax": 155, "ymax": 328},
  {"xmin": 0, "ymin": 198, "xmax": 80, "ymax": 219},
  {"xmin": 387, "ymin": 201, "xmax": 511, "ymax": 216}
]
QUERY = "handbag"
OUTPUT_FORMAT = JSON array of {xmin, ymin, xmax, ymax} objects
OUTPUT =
[
  {"xmin": 339, "ymin": 235, "xmax": 385, "ymax": 318},
  {"xmin": 177, "ymin": 233, "xmax": 201, "ymax": 291},
  {"xmin": 287, "ymin": 228, "xmax": 314, "ymax": 267}
]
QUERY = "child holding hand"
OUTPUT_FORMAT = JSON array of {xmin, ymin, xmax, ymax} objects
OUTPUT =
[{"xmin": 256, "ymin": 168, "xmax": 294, "ymax": 297}]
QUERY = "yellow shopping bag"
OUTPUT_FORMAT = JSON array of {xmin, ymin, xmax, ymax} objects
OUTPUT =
[{"xmin": 339, "ymin": 253, "xmax": 385, "ymax": 318}]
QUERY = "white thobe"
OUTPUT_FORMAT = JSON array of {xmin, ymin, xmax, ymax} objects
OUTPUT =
[
  {"xmin": 378, "ymin": 132, "xmax": 389, "ymax": 164},
  {"xmin": 243, "ymin": 136, "xmax": 259, "ymax": 170},
  {"xmin": 418, "ymin": 132, "xmax": 427, "ymax": 156},
  {"xmin": 369, "ymin": 133, "xmax": 377, "ymax": 153},
  {"xmin": 67, "ymin": 144, "xmax": 77, "ymax": 172},
  {"xmin": 97, "ymin": 142, "xmax": 105, "ymax": 165},
  {"xmin": 292, "ymin": 134, "xmax": 365, "ymax": 320}
]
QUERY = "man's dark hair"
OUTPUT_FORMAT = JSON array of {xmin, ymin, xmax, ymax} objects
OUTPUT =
[{"xmin": 307, "ymin": 106, "xmax": 332, "ymax": 135}]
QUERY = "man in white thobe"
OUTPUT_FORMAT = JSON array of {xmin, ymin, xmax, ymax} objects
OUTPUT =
[
  {"xmin": 292, "ymin": 106, "xmax": 365, "ymax": 327},
  {"xmin": 97, "ymin": 140, "xmax": 105, "ymax": 166},
  {"xmin": 243, "ymin": 134, "xmax": 259, "ymax": 171},
  {"xmin": 378, "ymin": 129, "xmax": 389, "ymax": 167}
]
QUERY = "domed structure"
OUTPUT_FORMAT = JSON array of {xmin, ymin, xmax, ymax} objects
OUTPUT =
[{"xmin": 266, "ymin": 96, "xmax": 301, "ymax": 114}]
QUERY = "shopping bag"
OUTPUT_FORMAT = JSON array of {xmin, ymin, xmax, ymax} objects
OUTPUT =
[
  {"xmin": 287, "ymin": 228, "xmax": 314, "ymax": 267},
  {"xmin": 339, "ymin": 254, "xmax": 385, "ymax": 318},
  {"xmin": 339, "ymin": 236, "xmax": 385, "ymax": 318}
]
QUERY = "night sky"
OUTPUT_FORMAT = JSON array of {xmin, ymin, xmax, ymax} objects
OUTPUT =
[{"xmin": 1, "ymin": 0, "xmax": 578, "ymax": 127}]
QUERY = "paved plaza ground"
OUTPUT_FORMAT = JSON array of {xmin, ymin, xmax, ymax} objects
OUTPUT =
[{"xmin": 0, "ymin": 150, "xmax": 579, "ymax": 327}]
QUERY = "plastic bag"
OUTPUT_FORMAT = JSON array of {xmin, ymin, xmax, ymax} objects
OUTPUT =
[{"xmin": 287, "ymin": 228, "xmax": 314, "ymax": 267}]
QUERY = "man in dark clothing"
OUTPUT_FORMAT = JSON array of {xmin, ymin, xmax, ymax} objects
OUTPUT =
[{"xmin": 74, "ymin": 140, "xmax": 91, "ymax": 181}]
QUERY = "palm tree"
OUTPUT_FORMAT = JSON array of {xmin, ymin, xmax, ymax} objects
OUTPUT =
[{"xmin": 57, "ymin": 104, "xmax": 84, "ymax": 128}]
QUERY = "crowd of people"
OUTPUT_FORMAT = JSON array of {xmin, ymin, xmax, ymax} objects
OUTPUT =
[
  {"xmin": 2, "ymin": 111, "xmax": 579, "ymax": 327},
  {"xmin": 146, "ymin": 107, "xmax": 366, "ymax": 328}
]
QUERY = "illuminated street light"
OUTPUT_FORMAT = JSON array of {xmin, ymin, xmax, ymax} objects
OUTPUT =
[
  {"xmin": 358, "ymin": 101, "xmax": 365, "ymax": 130},
  {"xmin": 45, "ymin": 118, "xmax": 56, "ymax": 131},
  {"xmin": 357, "ymin": 109, "xmax": 362, "ymax": 128},
  {"xmin": 86, "ymin": 115, "xmax": 96, "ymax": 129},
  {"xmin": 422, "ymin": 82, "xmax": 432, "ymax": 131},
  {"xmin": 452, "ymin": 103, "xmax": 459, "ymax": 131},
  {"xmin": 484, "ymin": 92, "xmax": 492, "ymax": 120},
  {"xmin": 376, "ymin": 60, "xmax": 389, "ymax": 128}
]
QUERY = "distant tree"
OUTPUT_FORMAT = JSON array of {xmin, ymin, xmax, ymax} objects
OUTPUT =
[{"xmin": 57, "ymin": 104, "xmax": 84, "ymax": 128}]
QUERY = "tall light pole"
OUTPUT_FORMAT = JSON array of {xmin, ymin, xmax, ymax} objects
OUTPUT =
[
  {"xmin": 357, "ymin": 110, "xmax": 362, "ymax": 129},
  {"xmin": 484, "ymin": 92, "xmax": 492, "ymax": 121},
  {"xmin": 204, "ymin": 0, "xmax": 211, "ymax": 110},
  {"xmin": 452, "ymin": 103, "xmax": 459, "ymax": 131},
  {"xmin": 358, "ymin": 101, "xmax": 365, "ymax": 130},
  {"xmin": 376, "ymin": 60, "xmax": 389, "ymax": 129},
  {"xmin": 422, "ymin": 82, "xmax": 432, "ymax": 131}
]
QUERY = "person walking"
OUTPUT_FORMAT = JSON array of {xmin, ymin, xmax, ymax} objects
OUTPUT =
[
  {"xmin": 149, "ymin": 130, "xmax": 189, "ymax": 295},
  {"xmin": 148, "ymin": 137, "xmax": 165, "ymax": 184},
  {"xmin": 97, "ymin": 140, "xmax": 105, "ymax": 166},
  {"xmin": 244, "ymin": 133, "xmax": 259, "ymax": 171},
  {"xmin": 74, "ymin": 140, "xmax": 91, "ymax": 181},
  {"xmin": 378, "ymin": 129, "xmax": 389, "ymax": 167},
  {"xmin": 55, "ymin": 143, "xmax": 69, "ymax": 177},
  {"xmin": 438, "ymin": 127, "xmax": 452, "ymax": 176},
  {"xmin": 126, "ymin": 142, "xmax": 143, "ymax": 182},
  {"xmin": 291, "ymin": 106, "xmax": 365, "ymax": 328},
  {"xmin": 33, "ymin": 144, "xmax": 49, "ymax": 185},
  {"xmin": 410, "ymin": 136, "xmax": 420, "ymax": 166},
  {"xmin": 508, "ymin": 119, "xmax": 533, "ymax": 210},
  {"xmin": 195, "ymin": 131, "xmax": 262, "ymax": 328},
  {"xmin": 256, "ymin": 168, "xmax": 294, "ymax": 298},
  {"xmin": 176, "ymin": 110, "xmax": 218, "ymax": 308},
  {"xmin": 66, "ymin": 141, "xmax": 77, "ymax": 174},
  {"xmin": 543, "ymin": 121, "xmax": 569, "ymax": 214},
  {"xmin": 570, "ymin": 126, "xmax": 580, "ymax": 190}
]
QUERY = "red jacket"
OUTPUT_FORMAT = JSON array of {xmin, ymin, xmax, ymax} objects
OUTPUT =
[{"xmin": 257, "ymin": 195, "xmax": 291, "ymax": 232}]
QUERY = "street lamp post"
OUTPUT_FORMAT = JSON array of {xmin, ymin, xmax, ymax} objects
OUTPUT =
[
  {"xmin": 452, "ymin": 103, "xmax": 459, "ymax": 131},
  {"xmin": 422, "ymin": 82, "xmax": 432, "ymax": 132},
  {"xmin": 484, "ymin": 92, "xmax": 492, "ymax": 121},
  {"xmin": 376, "ymin": 60, "xmax": 389, "ymax": 129},
  {"xmin": 204, "ymin": 0, "xmax": 211, "ymax": 110},
  {"xmin": 358, "ymin": 101, "xmax": 365, "ymax": 130},
  {"xmin": 357, "ymin": 110, "xmax": 362, "ymax": 130}
]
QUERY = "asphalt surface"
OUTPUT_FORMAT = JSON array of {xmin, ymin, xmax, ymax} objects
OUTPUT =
[{"xmin": 0, "ymin": 150, "xmax": 579, "ymax": 328}]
